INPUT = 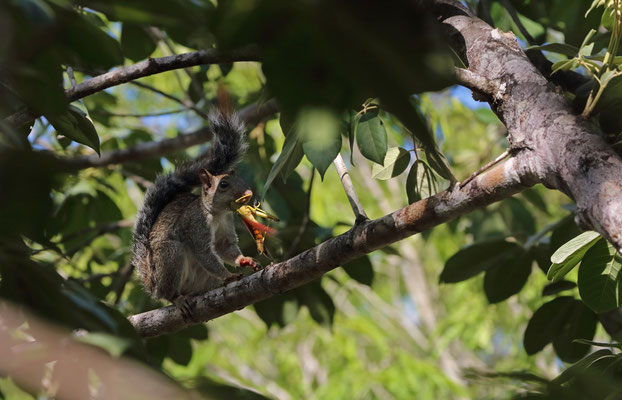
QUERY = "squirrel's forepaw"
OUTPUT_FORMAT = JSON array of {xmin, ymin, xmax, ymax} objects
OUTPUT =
[{"xmin": 238, "ymin": 256, "xmax": 260, "ymax": 272}]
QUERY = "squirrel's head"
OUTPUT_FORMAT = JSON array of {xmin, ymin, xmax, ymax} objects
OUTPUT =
[{"xmin": 199, "ymin": 168, "xmax": 252, "ymax": 214}]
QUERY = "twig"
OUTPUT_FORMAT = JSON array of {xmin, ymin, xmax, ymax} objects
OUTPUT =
[
  {"xmin": 499, "ymin": 0, "xmax": 536, "ymax": 45},
  {"xmin": 91, "ymin": 108, "xmax": 187, "ymax": 118},
  {"xmin": 285, "ymin": 170, "xmax": 315, "ymax": 259},
  {"xmin": 129, "ymin": 81, "xmax": 209, "ymax": 120},
  {"xmin": 459, "ymin": 150, "xmax": 509, "ymax": 188},
  {"xmin": 333, "ymin": 153, "xmax": 368, "ymax": 223},
  {"xmin": 5, "ymin": 46, "xmax": 260, "ymax": 128}
]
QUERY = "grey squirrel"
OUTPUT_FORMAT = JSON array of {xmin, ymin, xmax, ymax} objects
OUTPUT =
[{"xmin": 131, "ymin": 107, "xmax": 258, "ymax": 320}]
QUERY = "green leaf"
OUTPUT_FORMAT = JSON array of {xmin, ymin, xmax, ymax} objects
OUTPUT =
[
  {"xmin": 578, "ymin": 238, "xmax": 622, "ymax": 313},
  {"xmin": 550, "ymin": 216, "xmax": 581, "ymax": 251},
  {"xmin": 552, "ymin": 349, "xmax": 614, "ymax": 387},
  {"xmin": 300, "ymin": 108, "xmax": 342, "ymax": 179},
  {"xmin": 296, "ymin": 282, "xmax": 335, "ymax": 327},
  {"xmin": 552, "ymin": 299, "xmax": 598, "ymax": 363},
  {"xmin": 483, "ymin": 250, "xmax": 532, "ymax": 303},
  {"xmin": 371, "ymin": 147, "xmax": 410, "ymax": 180},
  {"xmin": 542, "ymin": 280, "xmax": 577, "ymax": 296},
  {"xmin": 405, "ymin": 159, "xmax": 437, "ymax": 203},
  {"xmin": 523, "ymin": 296, "xmax": 575, "ymax": 355},
  {"xmin": 547, "ymin": 231, "xmax": 601, "ymax": 282},
  {"xmin": 254, "ymin": 295, "xmax": 288, "ymax": 328},
  {"xmin": 425, "ymin": 147, "xmax": 454, "ymax": 182},
  {"xmin": 76, "ymin": 332, "xmax": 132, "ymax": 357},
  {"xmin": 262, "ymin": 123, "xmax": 303, "ymax": 197},
  {"xmin": 552, "ymin": 58, "xmax": 579, "ymax": 73},
  {"xmin": 58, "ymin": 7, "xmax": 124, "ymax": 70},
  {"xmin": 278, "ymin": 113, "xmax": 305, "ymax": 182},
  {"xmin": 520, "ymin": 188, "xmax": 549, "ymax": 215},
  {"xmin": 440, "ymin": 239, "xmax": 524, "ymax": 283},
  {"xmin": 355, "ymin": 109, "xmax": 387, "ymax": 164},
  {"xmin": 177, "ymin": 324, "xmax": 209, "ymax": 340},
  {"xmin": 168, "ymin": 336, "xmax": 192, "ymax": 366},
  {"xmin": 342, "ymin": 256, "xmax": 374, "ymax": 286},
  {"xmin": 121, "ymin": 23, "xmax": 156, "ymax": 62},
  {"xmin": 405, "ymin": 160, "xmax": 421, "ymax": 203},
  {"xmin": 526, "ymin": 43, "xmax": 579, "ymax": 57},
  {"xmin": 499, "ymin": 197, "xmax": 536, "ymax": 236},
  {"xmin": 48, "ymin": 105, "xmax": 100, "ymax": 155}
]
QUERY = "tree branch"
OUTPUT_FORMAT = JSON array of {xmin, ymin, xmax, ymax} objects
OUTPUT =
[
  {"xmin": 5, "ymin": 46, "xmax": 261, "ymax": 128},
  {"xmin": 62, "ymin": 99, "xmax": 278, "ymax": 170},
  {"xmin": 129, "ymin": 157, "xmax": 533, "ymax": 337},
  {"xmin": 434, "ymin": 0, "xmax": 622, "ymax": 252},
  {"xmin": 333, "ymin": 153, "xmax": 368, "ymax": 223}
]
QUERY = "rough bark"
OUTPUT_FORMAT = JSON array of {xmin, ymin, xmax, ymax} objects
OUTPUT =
[
  {"xmin": 435, "ymin": 0, "xmax": 622, "ymax": 251},
  {"xmin": 129, "ymin": 159, "xmax": 531, "ymax": 337}
]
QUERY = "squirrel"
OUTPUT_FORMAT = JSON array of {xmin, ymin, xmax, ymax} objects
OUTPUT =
[{"xmin": 131, "ymin": 106, "xmax": 259, "ymax": 320}]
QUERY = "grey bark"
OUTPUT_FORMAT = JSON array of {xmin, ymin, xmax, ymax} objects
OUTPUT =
[{"xmin": 436, "ymin": 1, "xmax": 622, "ymax": 251}]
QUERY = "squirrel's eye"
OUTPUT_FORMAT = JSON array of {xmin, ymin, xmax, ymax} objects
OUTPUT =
[{"xmin": 219, "ymin": 180, "xmax": 229, "ymax": 189}]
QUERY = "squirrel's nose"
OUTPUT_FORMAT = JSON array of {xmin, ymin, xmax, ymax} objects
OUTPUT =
[{"xmin": 242, "ymin": 189, "xmax": 253, "ymax": 201}]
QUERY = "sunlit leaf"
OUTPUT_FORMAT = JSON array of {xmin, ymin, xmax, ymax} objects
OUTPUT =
[
  {"xmin": 371, "ymin": 147, "xmax": 410, "ymax": 180},
  {"xmin": 578, "ymin": 238, "xmax": 622, "ymax": 313},
  {"xmin": 299, "ymin": 108, "xmax": 341, "ymax": 179},
  {"xmin": 547, "ymin": 231, "xmax": 601, "ymax": 282}
]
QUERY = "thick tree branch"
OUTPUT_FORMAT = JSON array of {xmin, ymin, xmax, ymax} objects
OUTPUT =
[
  {"xmin": 434, "ymin": 0, "xmax": 622, "ymax": 252},
  {"xmin": 129, "ymin": 158, "xmax": 534, "ymax": 337},
  {"xmin": 63, "ymin": 99, "xmax": 278, "ymax": 170},
  {"xmin": 5, "ymin": 47, "xmax": 261, "ymax": 128}
]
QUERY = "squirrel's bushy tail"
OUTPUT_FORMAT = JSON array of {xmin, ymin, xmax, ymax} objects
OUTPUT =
[{"xmin": 131, "ymin": 108, "xmax": 247, "ymax": 268}]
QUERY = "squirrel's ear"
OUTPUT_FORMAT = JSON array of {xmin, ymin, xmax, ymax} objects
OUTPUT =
[{"xmin": 199, "ymin": 169, "xmax": 213, "ymax": 188}]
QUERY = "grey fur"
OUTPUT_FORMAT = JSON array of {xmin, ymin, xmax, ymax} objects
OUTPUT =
[{"xmin": 131, "ymin": 108, "xmax": 255, "ymax": 309}]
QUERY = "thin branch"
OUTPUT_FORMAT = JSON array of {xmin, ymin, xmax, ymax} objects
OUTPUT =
[
  {"xmin": 90, "ymin": 108, "xmax": 187, "ymax": 118},
  {"xmin": 62, "ymin": 99, "xmax": 279, "ymax": 170},
  {"xmin": 333, "ymin": 153, "xmax": 368, "ymax": 223},
  {"xmin": 499, "ymin": 0, "xmax": 536, "ymax": 45},
  {"xmin": 128, "ymin": 158, "xmax": 531, "ymax": 337},
  {"xmin": 129, "ymin": 81, "xmax": 209, "ymax": 120},
  {"xmin": 5, "ymin": 46, "xmax": 261, "ymax": 128}
]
